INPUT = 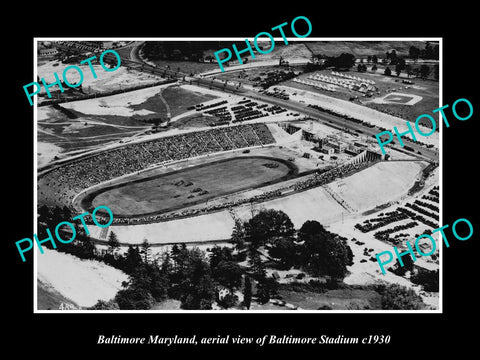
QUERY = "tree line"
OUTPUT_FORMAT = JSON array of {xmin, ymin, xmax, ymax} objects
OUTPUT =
[{"xmin": 38, "ymin": 205, "xmax": 429, "ymax": 310}]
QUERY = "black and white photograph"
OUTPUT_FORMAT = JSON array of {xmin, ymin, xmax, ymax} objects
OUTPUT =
[
  {"xmin": 6, "ymin": 6, "xmax": 478, "ymax": 355},
  {"xmin": 34, "ymin": 38, "xmax": 441, "ymax": 312}
]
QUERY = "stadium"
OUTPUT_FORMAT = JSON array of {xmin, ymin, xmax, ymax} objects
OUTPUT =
[
  {"xmin": 38, "ymin": 113, "xmax": 384, "ymax": 231},
  {"xmin": 36, "ymin": 39, "xmax": 441, "ymax": 311}
]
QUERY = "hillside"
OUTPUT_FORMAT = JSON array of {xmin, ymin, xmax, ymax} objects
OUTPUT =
[
  {"xmin": 304, "ymin": 41, "xmax": 428, "ymax": 57},
  {"xmin": 37, "ymin": 249, "xmax": 128, "ymax": 309}
]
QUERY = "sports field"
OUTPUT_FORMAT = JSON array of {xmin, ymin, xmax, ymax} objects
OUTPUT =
[{"xmin": 84, "ymin": 156, "xmax": 297, "ymax": 217}]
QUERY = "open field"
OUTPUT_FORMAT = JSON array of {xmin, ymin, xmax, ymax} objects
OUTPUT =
[
  {"xmin": 37, "ymin": 249, "xmax": 128, "ymax": 309},
  {"xmin": 234, "ymin": 160, "xmax": 426, "ymax": 228},
  {"xmin": 277, "ymin": 287, "xmax": 381, "ymax": 310},
  {"xmin": 108, "ymin": 210, "xmax": 235, "ymax": 245},
  {"xmin": 234, "ymin": 185, "xmax": 345, "ymax": 228},
  {"xmin": 86, "ymin": 156, "xmax": 297, "ymax": 217},
  {"xmin": 284, "ymin": 69, "xmax": 439, "ymax": 123},
  {"xmin": 37, "ymin": 84, "xmax": 221, "ymax": 164},
  {"xmin": 143, "ymin": 58, "xmax": 219, "ymax": 75},
  {"xmin": 326, "ymin": 160, "xmax": 427, "ymax": 212},
  {"xmin": 129, "ymin": 84, "xmax": 218, "ymax": 118},
  {"xmin": 37, "ymin": 60, "xmax": 164, "ymax": 97},
  {"xmin": 37, "ymin": 279, "xmax": 81, "ymax": 311},
  {"xmin": 214, "ymin": 65, "xmax": 286, "ymax": 87},
  {"xmin": 304, "ymin": 41, "xmax": 427, "ymax": 57},
  {"xmin": 275, "ymin": 85, "xmax": 439, "ymax": 147},
  {"xmin": 36, "ymin": 40, "xmax": 440, "ymax": 311}
]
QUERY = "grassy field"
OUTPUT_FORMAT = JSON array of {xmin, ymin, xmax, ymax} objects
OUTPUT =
[
  {"xmin": 37, "ymin": 280, "xmax": 81, "ymax": 310},
  {"xmin": 88, "ymin": 156, "xmax": 297, "ymax": 217},
  {"xmin": 37, "ymin": 85, "xmax": 221, "ymax": 162},
  {"xmin": 234, "ymin": 185, "xmax": 345, "ymax": 228},
  {"xmin": 170, "ymin": 114, "xmax": 217, "ymax": 129},
  {"xmin": 147, "ymin": 59, "xmax": 219, "ymax": 75},
  {"xmin": 326, "ymin": 161, "xmax": 427, "ymax": 212},
  {"xmin": 129, "ymin": 85, "xmax": 218, "ymax": 118},
  {"xmin": 284, "ymin": 68, "xmax": 439, "ymax": 124},
  {"xmin": 278, "ymin": 287, "xmax": 381, "ymax": 310},
  {"xmin": 161, "ymin": 85, "xmax": 218, "ymax": 117},
  {"xmin": 304, "ymin": 41, "xmax": 427, "ymax": 57},
  {"xmin": 214, "ymin": 65, "xmax": 293, "ymax": 86},
  {"xmin": 109, "ymin": 211, "xmax": 235, "ymax": 244}
]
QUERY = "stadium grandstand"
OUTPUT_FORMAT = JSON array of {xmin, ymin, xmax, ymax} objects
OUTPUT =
[{"xmin": 38, "ymin": 123, "xmax": 276, "ymax": 208}]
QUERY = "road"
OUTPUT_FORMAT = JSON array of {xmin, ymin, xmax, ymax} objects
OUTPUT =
[
  {"xmin": 59, "ymin": 45, "xmax": 439, "ymax": 163},
  {"xmin": 184, "ymin": 77, "xmax": 439, "ymax": 162}
]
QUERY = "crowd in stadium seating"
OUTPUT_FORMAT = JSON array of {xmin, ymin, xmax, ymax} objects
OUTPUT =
[
  {"xmin": 39, "ymin": 123, "xmax": 276, "ymax": 208},
  {"xmin": 39, "ymin": 121, "xmax": 385, "ymax": 226},
  {"xmin": 292, "ymin": 159, "xmax": 379, "ymax": 192}
]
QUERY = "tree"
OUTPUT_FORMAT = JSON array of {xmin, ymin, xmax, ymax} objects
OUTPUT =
[
  {"xmin": 243, "ymin": 275, "xmax": 252, "ymax": 309},
  {"xmin": 115, "ymin": 286, "xmax": 155, "ymax": 310},
  {"xmin": 256, "ymin": 277, "xmax": 278, "ymax": 304},
  {"xmin": 324, "ymin": 53, "xmax": 355, "ymax": 70},
  {"xmin": 217, "ymin": 292, "xmax": 238, "ymax": 309},
  {"xmin": 152, "ymin": 117, "xmax": 162, "ymax": 127},
  {"xmin": 230, "ymin": 220, "xmax": 246, "ymax": 251},
  {"xmin": 268, "ymin": 238, "xmax": 298, "ymax": 269},
  {"xmin": 248, "ymin": 249, "xmax": 267, "ymax": 280},
  {"xmin": 390, "ymin": 256, "xmax": 414, "ymax": 276},
  {"xmin": 335, "ymin": 53, "xmax": 356, "ymax": 69},
  {"xmin": 405, "ymin": 64, "xmax": 413, "ymax": 78},
  {"xmin": 37, "ymin": 204, "xmax": 52, "ymax": 223},
  {"xmin": 209, "ymin": 245, "xmax": 234, "ymax": 269},
  {"xmin": 168, "ymin": 246, "xmax": 216, "ymax": 309},
  {"xmin": 395, "ymin": 58, "xmax": 406, "ymax": 76},
  {"xmin": 297, "ymin": 220, "xmax": 353, "ymax": 279},
  {"xmin": 372, "ymin": 55, "xmax": 378, "ymax": 64},
  {"xmin": 357, "ymin": 63, "xmax": 367, "ymax": 72},
  {"xmin": 140, "ymin": 239, "xmax": 152, "ymax": 264},
  {"xmin": 384, "ymin": 67, "xmax": 392, "ymax": 76},
  {"xmin": 423, "ymin": 41, "xmax": 435, "ymax": 60},
  {"xmin": 246, "ymin": 247, "xmax": 278, "ymax": 304},
  {"xmin": 371, "ymin": 64, "xmax": 378, "ymax": 72},
  {"xmin": 74, "ymin": 231, "xmax": 96, "ymax": 260},
  {"xmin": 411, "ymin": 269, "xmax": 439, "ymax": 292},
  {"xmin": 244, "ymin": 209, "xmax": 295, "ymax": 248},
  {"xmin": 298, "ymin": 220, "xmax": 328, "ymax": 241},
  {"xmin": 377, "ymin": 284, "xmax": 424, "ymax": 310},
  {"xmin": 420, "ymin": 64, "xmax": 431, "ymax": 79},
  {"xmin": 88, "ymin": 300, "xmax": 120, "ymax": 310},
  {"xmin": 179, "ymin": 252, "xmax": 216, "ymax": 310},
  {"xmin": 212, "ymin": 260, "xmax": 243, "ymax": 290},
  {"xmin": 123, "ymin": 245, "xmax": 143, "ymax": 274},
  {"xmin": 409, "ymin": 46, "xmax": 420, "ymax": 61},
  {"xmin": 433, "ymin": 64, "xmax": 439, "ymax": 80},
  {"xmin": 107, "ymin": 231, "xmax": 120, "ymax": 255},
  {"xmin": 151, "ymin": 268, "xmax": 170, "ymax": 301},
  {"xmin": 389, "ymin": 49, "xmax": 398, "ymax": 65}
]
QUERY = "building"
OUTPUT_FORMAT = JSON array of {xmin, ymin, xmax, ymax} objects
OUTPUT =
[
  {"xmin": 102, "ymin": 41, "xmax": 115, "ymax": 49},
  {"xmin": 38, "ymin": 48, "xmax": 58, "ymax": 56},
  {"xmin": 320, "ymin": 146, "xmax": 335, "ymax": 155},
  {"xmin": 344, "ymin": 148, "xmax": 359, "ymax": 156},
  {"xmin": 325, "ymin": 140, "xmax": 346, "ymax": 153},
  {"xmin": 302, "ymin": 130, "xmax": 321, "ymax": 143}
]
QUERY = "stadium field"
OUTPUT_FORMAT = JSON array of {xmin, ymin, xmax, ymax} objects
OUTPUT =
[
  {"xmin": 81, "ymin": 156, "xmax": 298, "ymax": 217},
  {"xmin": 383, "ymin": 94, "xmax": 415, "ymax": 103}
]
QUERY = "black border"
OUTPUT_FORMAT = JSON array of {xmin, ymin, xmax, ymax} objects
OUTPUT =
[{"xmin": 7, "ymin": 5, "xmax": 479, "ymax": 355}]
